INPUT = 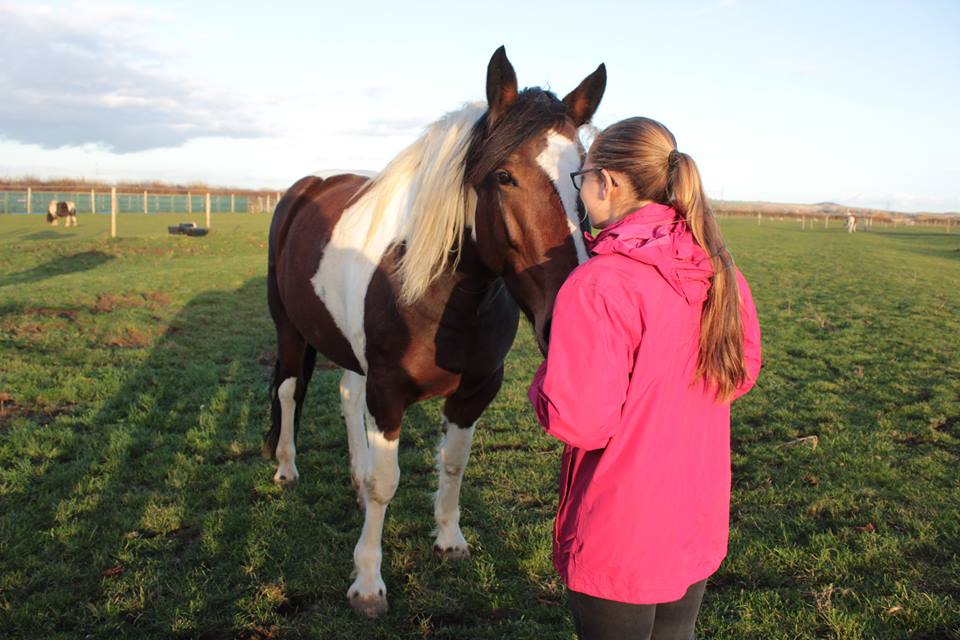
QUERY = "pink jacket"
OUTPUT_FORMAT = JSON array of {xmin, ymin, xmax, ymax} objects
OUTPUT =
[{"xmin": 528, "ymin": 202, "xmax": 762, "ymax": 604}]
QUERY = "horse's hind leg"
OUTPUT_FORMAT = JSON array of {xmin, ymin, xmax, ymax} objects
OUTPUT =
[
  {"xmin": 433, "ymin": 365, "xmax": 505, "ymax": 559},
  {"xmin": 264, "ymin": 299, "xmax": 317, "ymax": 484}
]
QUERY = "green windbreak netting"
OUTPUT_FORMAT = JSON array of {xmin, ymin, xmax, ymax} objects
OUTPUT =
[{"xmin": 1, "ymin": 191, "xmax": 255, "ymax": 214}]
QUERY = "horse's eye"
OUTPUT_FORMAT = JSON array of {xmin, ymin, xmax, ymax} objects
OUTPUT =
[{"xmin": 495, "ymin": 170, "xmax": 515, "ymax": 186}]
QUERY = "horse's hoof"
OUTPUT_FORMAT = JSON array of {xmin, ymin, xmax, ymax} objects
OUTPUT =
[
  {"xmin": 434, "ymin": 543, "xmax": 471, "ymax": 560},
  {"xmin": 272, "ymin": 466, "xmax": 299, "ymax": 485},
  {"xmin": 347, "ymin": 590, "xmax": 389, "ymax": 618}
]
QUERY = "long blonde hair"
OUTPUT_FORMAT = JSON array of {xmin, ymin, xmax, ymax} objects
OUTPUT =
[
  {"xmin": 590, "ymin": 117, "xmax": 746, "ymax": 401},
  {"xmin": 354, "ymin": 103, "xmax": 486, "ymax": 306}
]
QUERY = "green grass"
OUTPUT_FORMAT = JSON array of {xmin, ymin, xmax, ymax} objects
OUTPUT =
[{"xmin": 0, "ymin": 213, "xmax": 958, "ymax": 639}]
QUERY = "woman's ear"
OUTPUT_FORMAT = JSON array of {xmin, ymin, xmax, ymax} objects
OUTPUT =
[{"xmin": 598, "ymin": 169, "xmax": 613, "ymax": 201}]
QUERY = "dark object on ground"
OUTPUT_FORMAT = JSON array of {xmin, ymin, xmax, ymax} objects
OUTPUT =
[{"xmin": 168, "ymin": 223, "xmax": 207, "ymax": 236}]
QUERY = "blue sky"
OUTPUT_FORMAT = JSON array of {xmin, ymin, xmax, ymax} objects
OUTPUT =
[{"xmin": 0, "ymin": 0, "xmax": 957, "ymax": 212}]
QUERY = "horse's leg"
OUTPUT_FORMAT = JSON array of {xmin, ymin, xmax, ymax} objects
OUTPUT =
[
  {"xmin": 433, "ymin": 365, "xmax": 505, "ymax": 559},
  {"xmin": 263, "ymin": 275, "xmax": 316, "ymax": 484},
  {"xmin": 267, "ymin": 329, "xmax": 315, "ymax": 484},
  {"xmin": 347, "ymin": 381, "xmax": 403, "ymax": 618},
  {"xmin": 339, "ymin": 370, "xmax": 368, "ymax": 506}
]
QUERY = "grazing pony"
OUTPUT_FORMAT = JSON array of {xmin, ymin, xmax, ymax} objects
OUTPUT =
[
  {"xmin": 47, "ymin": 200, "xmax": 77, "ymax": 227},
  {"xmin": 846, "ymin": 211, "xmax": 857, "ymax": 233},
  {"xmin": 265, "ymin": 46, "xmax": 605, "ymax": 617}
]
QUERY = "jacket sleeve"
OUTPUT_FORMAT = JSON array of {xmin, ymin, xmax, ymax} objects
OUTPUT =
[
  {"xmin": 731, "ymin": 268, "xmax": 762, "ymax": 401},
  {"xmin": 527, "ymin": 277, "xmax": 639, "ymax": 450}
]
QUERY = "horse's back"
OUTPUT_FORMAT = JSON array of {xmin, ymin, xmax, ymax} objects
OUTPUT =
[{"xmin": 269, "ymin": 173, "xmax": 370, "ymax": 268}]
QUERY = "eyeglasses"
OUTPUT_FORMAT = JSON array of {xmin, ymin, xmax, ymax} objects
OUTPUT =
[{"xmin": 570, "ymin": 167, "xmax": 604, "ymax": 192}]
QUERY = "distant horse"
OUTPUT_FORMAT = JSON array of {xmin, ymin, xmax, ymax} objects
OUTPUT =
[
  {"xmin": 266, "ymin": 46, "xmax": 605, "ymax": 617},
  {"xmin": 47, "ymin": 200, "xmax": 77, "ymax": 227},
  {"xmin": 846, "ymin": 212, "xmax": 857, "ymax": 233}
]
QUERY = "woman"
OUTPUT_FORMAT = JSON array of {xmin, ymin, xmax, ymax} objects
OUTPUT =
[{"xmin": 528, "ymin": 117, "xmax": 762, "ymax": 639}]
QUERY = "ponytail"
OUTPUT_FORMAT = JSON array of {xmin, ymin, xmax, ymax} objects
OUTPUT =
[
  {"xmin": 668, "ymin": 151, "xmax": 746, "ymax": 401},
  {"xmin": 591, "ymin": 117, "xmax": 748, "ymax": 401}
]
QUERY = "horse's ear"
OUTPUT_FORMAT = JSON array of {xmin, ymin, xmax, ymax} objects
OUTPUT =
[
  {"xmin": 563, "ymin": 63, "xmax": 606, "ymax": 126},
  {"xmin": 485, "ymin": 45, "xmax": 518, "ymax": 129}
]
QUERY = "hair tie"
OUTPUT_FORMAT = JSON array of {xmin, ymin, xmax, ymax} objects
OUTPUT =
[
  {"xmin": 668, "ymin": 149, "xmax": 682, "ymax": 169},
  {"xmin": 709, "ymin": 245, "xmax": 735, "ymax": 269}
]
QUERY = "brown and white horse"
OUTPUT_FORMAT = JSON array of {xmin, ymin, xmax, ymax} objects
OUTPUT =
[
  {"xmin": 265, "ymin": 47, "xmax": 605, "ymax": 617},
  {"xmin": 47, "ymin": 200, "xmax": 77, "ymax": 226}
]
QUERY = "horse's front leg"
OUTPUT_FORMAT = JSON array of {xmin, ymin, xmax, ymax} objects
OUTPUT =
[
  {"xmin": 339, "ymin": 370, "xmax": 368, "ymax": 505},
  {"xmin": 433, "ymin": 415, "xmax": 475, "ymax": 559},
  {"xmin": 347, "ymin": 402, "xmax": 400, "ymax": 618},
  {"xmin": 433, "ymin": 367, "xmax": 503, "ymax": 559}
]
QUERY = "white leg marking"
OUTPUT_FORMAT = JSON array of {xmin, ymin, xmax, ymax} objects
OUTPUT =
[
  {"xmin": 434, "ymin": 417, "xmax": 475, "ymax": 559},
  {"xmin": 537, "ymin": 130, "xmax": 590, "ymax": 264},
  {"xmin": 340, "ymin": 370, "xmax": 367, "ymax": 501},
  {"xmin": 273, "ymin": 377, "xmax": 299, "ymax": 484},
  {"xmin": 347, "ymin": 408, "xmax": 399, "ymax": 617}
]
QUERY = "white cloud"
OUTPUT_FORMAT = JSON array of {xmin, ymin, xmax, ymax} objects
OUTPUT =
[{"xmin": 0, "ymin": 1, "xmax": 264, "ymax": 152}]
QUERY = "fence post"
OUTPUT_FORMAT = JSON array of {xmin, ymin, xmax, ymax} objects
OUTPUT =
[
  {"xmin": 947, "ymin": 218, "xmax": 952, "ymax": 234},
  {"xmin": 825, "ymin": 216, "xmax": 829, "ymax": 229},
  {"xmin": 143, "ymin": 190, "xmax": 148, "ymax": 214},
  {"xmin": 26, "ymin": 187, "xmax": 31, "ymax": 214},
  {"xmin": 231, "ymin": 193, "xmax": 235, "ymax": 213},
  {"xmin": 187, "ymin": 191, "xmax": 192, "ymax": 214},
  {"xmin": 111, "ymin": 187, "xmax": 117, "ymax": 238},
  {"xmin": 205, "ymin": 192, "xmax": 211, "ymax": 228},
  {"xmin": 757, "ymin": 212, "xmax": 761, "ymax": 225},
  {"xmin": 90, "ymin": 189, "xmax": 96, "ymax": 214}
]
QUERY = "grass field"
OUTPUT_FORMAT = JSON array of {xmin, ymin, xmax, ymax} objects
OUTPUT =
[{"xmin": 1, "ymin": 213, "xmax": 958, "ymax": 639}]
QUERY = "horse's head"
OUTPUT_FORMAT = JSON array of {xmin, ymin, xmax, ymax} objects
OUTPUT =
[{"xmin": 466, "ymin": 46, "xmax": 606, "ymax": 355}]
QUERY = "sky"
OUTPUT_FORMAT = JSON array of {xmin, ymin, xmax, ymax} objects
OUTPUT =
[{"xmin": 0, "ymin": 0, "xmax": 958, "ymax": 212}]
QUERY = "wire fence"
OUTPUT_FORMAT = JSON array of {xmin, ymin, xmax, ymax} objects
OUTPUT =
[{"xmin": 716, "ymin": 210, "xmax": 954, "ymax": 233}]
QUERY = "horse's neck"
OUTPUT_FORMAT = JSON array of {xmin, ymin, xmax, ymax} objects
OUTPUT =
[
  {"xmin": 449, "ymin": 230, "xmax": 499, "ymax": 291},
  {"xmin": 402, "ymin": 231, "xmax": 499, "ymax": 320}
]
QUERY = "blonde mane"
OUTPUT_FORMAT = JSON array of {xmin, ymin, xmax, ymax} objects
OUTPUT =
[{"xmin": 356, "ymin": 102, "xmax": 486, "ymax": 306}]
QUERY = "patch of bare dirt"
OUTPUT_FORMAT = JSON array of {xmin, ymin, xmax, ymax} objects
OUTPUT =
[
  {"xmin": 0, "ymin": 393, "xmax": 74, "ymax": 430},
  {"xmin": 102, "ymin": 326, "xmax": 154, "ymax": 348},
  {"xmin": 93, "ymin": 293, "xmax": 148, "ymax": 314}
]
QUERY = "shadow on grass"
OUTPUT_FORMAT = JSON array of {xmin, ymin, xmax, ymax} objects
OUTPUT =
[
  {"xmin": 1, "ymin": 277, "xmax": 277, "ymax": 638},
  {"xmin": 0, "ymin": 250, "xmax": 114, "ymax": 288},
  {"xmin": 22, "ymin": 230, "xmax": 82, "ymax": 241},
  {"xmin": 1, "ymin": 275, "xmax": 565, "ymax": 639}
]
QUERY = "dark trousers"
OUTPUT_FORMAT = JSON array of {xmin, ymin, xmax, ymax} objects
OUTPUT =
[{"xmin": 567, "ymin": 578, "xmax": 707, "ymax": 640}]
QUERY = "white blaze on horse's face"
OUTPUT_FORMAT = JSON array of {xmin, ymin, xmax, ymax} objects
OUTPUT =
[{"xmin": 536, "ymin": 130, "xmax": 590, "ymax": 265}]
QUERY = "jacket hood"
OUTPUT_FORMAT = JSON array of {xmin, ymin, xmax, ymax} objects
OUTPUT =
[{"xmin": 584, "ymin": 202, "xmax": 714, "ymax": 303}]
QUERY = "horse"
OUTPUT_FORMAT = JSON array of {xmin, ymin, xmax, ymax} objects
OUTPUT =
[
  {"xmin": 46, "ymin": 200, "xmax": 77, "ymax": 227},
  {"xmin": 846, "ymin": 212, "xmax": 857, "ymax": 233},
  {"xmin": 265, "ymin": 46, "xmax": 606, "ymax": 617}
]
